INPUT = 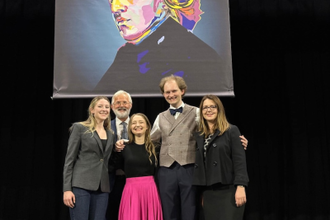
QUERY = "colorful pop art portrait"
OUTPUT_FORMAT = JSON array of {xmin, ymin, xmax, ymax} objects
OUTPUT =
[
  {"xmin": 109, "ymin": 0, "xmax": 203, "ymax": 44},
  {"xmin": 53, "ymin": 0, "xmax": 233, "ymax": 98}
]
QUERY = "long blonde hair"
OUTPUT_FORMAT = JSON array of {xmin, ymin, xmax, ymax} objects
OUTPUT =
[
  {"xmin": 77, "ymin": 96, "xmax": 111, "ymax": 133},
  {"xmin": 198, "ymin": 95, "xmax": 229, "ymax": 137},
  {"xmin": 127, "ymin": 113, "xmax": 158, "ymax": 166}
]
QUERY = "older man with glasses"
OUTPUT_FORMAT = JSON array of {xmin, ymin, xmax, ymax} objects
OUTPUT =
[{"xmin": 107, "ymin": 90, "xmax": 132, "ymax": 220}]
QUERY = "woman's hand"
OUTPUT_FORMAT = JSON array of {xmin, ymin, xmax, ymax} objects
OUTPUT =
[
  {"xmin": 115, "ymin": 139, "xmax": 126, "ymax": 152},
  {"xmin": 63, "ymin": 191, "xmax": 75, "ymax": 208},
  {"xmin": 235, "ymin": 186, "xmax": 247, "ymax": 207}
]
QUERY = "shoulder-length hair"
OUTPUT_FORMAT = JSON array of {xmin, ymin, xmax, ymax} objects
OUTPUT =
[
  {"xmin": 77, "ymin": 96, "xmax": 111, "ymax": 134},
  {"xmin": 127, "ymin": 113, "xmax": 158, "ymax": 166},
  {"xmin": 198, "ymin": 95, "xmax": 229, "ymax": 137}
]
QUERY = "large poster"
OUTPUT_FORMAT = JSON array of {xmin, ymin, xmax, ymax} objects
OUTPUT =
[{"xmin": 53, "ymin": 0, "xmax": 234, "ymax": 98}]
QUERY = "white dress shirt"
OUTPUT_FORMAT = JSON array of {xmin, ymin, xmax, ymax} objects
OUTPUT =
[{"xmin": 115, "ymin": 117, "xmax": 130, "ymax": 140}]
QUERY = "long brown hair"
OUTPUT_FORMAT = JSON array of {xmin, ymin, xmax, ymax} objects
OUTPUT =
[
  {"xmin": 127, "ymin": 113, "xmax": 158, "ymax": 166},
  {"xmin": 198, "ymin": 95, "xmax": 229, "ymax": 137}
]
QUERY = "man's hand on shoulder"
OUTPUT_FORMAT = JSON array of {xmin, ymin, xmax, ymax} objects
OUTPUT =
[{"xmin": 240, "ymin": 135, "xmax": 248, "ymax": 150}]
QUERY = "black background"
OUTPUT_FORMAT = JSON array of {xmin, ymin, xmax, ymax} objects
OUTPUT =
[{"xmin": 1, "ymin": 0, "xmax": 330, "ymax": 219}]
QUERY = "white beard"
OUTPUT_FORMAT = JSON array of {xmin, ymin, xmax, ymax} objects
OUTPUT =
[{"xmin": 113, "ymin": 108, "xmax": 131, "ymax": 119}]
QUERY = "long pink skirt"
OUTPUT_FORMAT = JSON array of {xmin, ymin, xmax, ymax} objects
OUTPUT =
[{"xmin": 119, "ymin": 176, "xmax": 163, "ymax": 220}]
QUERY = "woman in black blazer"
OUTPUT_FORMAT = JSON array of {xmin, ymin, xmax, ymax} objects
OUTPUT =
[
  {"xmin": 193, "ymin": 95, "xmax": 249, "ymax": 220},
  {"xmin": 63, "ymin": 96, "xmax": 115, "ymax": 220}
]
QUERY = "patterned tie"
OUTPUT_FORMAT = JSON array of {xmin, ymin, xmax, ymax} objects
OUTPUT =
[
  {"xmin": 170, "ymin": 107, "xmax": 183, "ymax": 116},
  {"xmin": 121, "ymin": 122, "xmax": 128, "ymax": 139}
]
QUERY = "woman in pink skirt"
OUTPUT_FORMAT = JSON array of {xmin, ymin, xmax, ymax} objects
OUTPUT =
[{"xmin": 116, "ymin": 113, "xmax": 163, "ymax": 220}]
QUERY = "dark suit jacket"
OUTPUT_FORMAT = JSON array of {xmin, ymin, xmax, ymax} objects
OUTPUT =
[
  {"xmin": 108, "ymin": 119, "xmax": 118, "ymax": 174},
  {"xmin": 192, "ymin": 125, "xmax": 249, "ymax": 187},
  {"xmin": 111, "ymin": 119, "xmax": 118, "ymax": 142},
  {"xmin": 63, "ymin": 123, "xmax": 114, "ymax": 193},
  {"xmin": 94, "ymin": 17, "xmax": 232, "ymax": 94}
]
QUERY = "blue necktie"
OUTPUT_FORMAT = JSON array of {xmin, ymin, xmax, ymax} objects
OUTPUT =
[
  {"xmin": 121, "ymin": 122, "xmax": 128, "ymax": 139},
  {"xmin": 170, "ymin": 107, "xmax": 183, "ymax": 116}
]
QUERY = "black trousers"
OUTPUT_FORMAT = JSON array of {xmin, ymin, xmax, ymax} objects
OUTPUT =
[
  {"xmin": 106, "ymin": 175, "xmax": 126, "ymax": 220},
  {"xmin": 157, "ymin": 162, "xmax": 197, "ymax": 220}
]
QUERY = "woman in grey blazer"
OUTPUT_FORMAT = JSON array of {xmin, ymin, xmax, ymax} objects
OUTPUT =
[
  {"xmin": 193, "ymin": 95, "xmax": 249, "ymax": 220},
  {"xmin": 63, "ymin": 96, "xmax": 115, "ymax": 220}
]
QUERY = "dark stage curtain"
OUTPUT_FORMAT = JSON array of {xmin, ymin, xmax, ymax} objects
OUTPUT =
[{"xmin": 0, "ymin": 0, "xmax": 329, "ymax": 220}]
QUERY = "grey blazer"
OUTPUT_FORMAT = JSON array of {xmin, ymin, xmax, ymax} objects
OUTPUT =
[{"xmin": 63, "ymin": 123, "xmax": 114, "ymax": 193}]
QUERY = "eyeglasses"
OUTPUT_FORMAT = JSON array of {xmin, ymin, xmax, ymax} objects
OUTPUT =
[
  {"xmin": 202, "ymin": 105, "xmax": 217, "ymax": 111},
  {"xmin": 113, "ymin": 101, "xmax": 130, "ymax": 106}
]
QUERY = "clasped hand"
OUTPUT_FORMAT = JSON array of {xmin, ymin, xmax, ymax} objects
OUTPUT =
[{"xmin": 115, "ymin": 139, "xmax": 126, "ymax": 152}]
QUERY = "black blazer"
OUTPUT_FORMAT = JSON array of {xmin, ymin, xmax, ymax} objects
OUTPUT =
[
  {"xmin": 108, "ymin": 119, "xmax": 120, "ymax": 174},
  {"xmin": 192, "ymin": 124, "xmax": 249, "ymax": 187},
  {"xmin": 108, "ymin": 118, "xmax": 128, "ymax": 175},
  {"xmin": 63, "ymin": 123, "xmax": 114, "ymax": 193}
]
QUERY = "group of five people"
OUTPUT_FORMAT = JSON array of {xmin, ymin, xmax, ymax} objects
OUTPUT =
[{"xmin": 63, "ymin": 75, "xmax": 249, "ymax": 220}]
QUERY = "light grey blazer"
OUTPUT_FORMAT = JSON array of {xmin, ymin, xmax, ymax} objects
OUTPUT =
[{"xmin": 63, "ymin": 123, "xmax": 114, "ymax": 193}]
